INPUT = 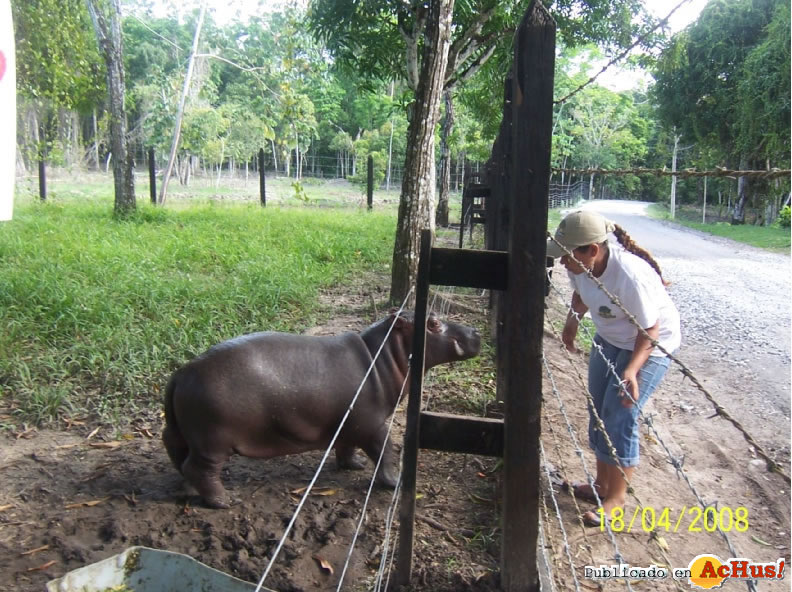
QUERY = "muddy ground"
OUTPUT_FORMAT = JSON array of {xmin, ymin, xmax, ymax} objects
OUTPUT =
[{"xmin": 1, "ymin": 257, "xmax": 790, "ymax": 591}]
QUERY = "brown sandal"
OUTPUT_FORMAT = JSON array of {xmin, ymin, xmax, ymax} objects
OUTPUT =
[{"xmin": 561, "ymin": 481, "xmax": 603, "ymax": 504}]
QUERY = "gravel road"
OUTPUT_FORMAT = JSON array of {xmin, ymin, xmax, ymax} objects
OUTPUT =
[{"xmin": 565, "ymin": 200, "xmax": 791, "ymax": 455}]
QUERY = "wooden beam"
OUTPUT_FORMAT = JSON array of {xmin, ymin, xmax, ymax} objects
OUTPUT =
[
  {"xmin": 464, "ymin": 184, "xmax": 491, "ymax": 198},
  {"xmin": 501, "ymin": 1, "xmax": 555, "ymax": 591},
  {"xmin": 429, "ymin": 247, "xmax": 508, "ymax": 290},
  {"xmin": 418, "ymin": 411, "xmax": 503, "ymax": 457}
]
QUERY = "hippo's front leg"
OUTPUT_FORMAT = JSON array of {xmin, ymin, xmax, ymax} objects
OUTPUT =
[
  {"xmin": 336, "ymin": 444, "xmax": 367, "ymax": 470},
  {"xmin": 360, "ymin": 424, "xmax": 399, "ymax": 488}
]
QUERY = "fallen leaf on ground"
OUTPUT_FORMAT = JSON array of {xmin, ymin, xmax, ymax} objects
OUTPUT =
[
  {"xmin": 64, "ymin": 497, "xmax": 110, "ymax": 509},
  {"xmin": 27, "ymin": 560, "xmax": 56, "ymax": 572},
  {"xmin": 752, "ymin": 535, "xmax": 773, "ymax": 547},
  {"xmin": 89, "ymin": 441, "xmax": 122, "ymax": 449},
  {"xmin": 0, "ymin": 504, "xmax": 14, "ymax": 512},
  {"xmin": 313, "ymin": 555, "xmax": 334, "ymax": 575},
  {"xmin": 290, "ymin": 486, "xmax": 337, "ymax": 496},
  {"xmin": 20, "ymin": 544, "xmax": 49, "ymax": 556},
  {"xmin": 85, "ymin": 427, "xmax": 100, "ymax": 440}
]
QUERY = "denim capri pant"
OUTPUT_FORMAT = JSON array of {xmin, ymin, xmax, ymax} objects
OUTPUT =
[{"xmin": 588, "ymin": 335, "xmax": 671, "ymax": 468}]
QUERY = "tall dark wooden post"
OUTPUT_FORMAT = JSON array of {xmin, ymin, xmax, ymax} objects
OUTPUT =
[
  {"xmin": 258, "ymin": 148, "xmax": 266, "ymax": 206},
  {"xmin": 38, "ymin": 159, "xmax": 46, "ymax": 202},
  {"xmin": 501, "ymin": 2, "xmax": 555, "ymax": 591},
  {"xmin": 395, "ymin": 229, "xmax": 432, "ymax": 587},
  {"xmin": 148, "ymin": 147, "xmax": 156, "ymax": 204},
  {"xmin": 366, "ymin": 155, "xmax": 374, "ymax": 210}
]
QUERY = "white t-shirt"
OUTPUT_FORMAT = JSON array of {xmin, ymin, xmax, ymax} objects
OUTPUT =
[{"xmin": 569, "ymin": 245, "xmax": 681, "ymax": 356}]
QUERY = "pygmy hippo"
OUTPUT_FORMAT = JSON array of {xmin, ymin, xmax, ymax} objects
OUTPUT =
[{"xmin": 162, "ymin": 310, "xmax": 481, "ymax": 508}]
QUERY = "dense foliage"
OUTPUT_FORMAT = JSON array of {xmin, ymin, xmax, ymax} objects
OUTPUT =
[{"xmin": 11, "ymin": 0, "xmax": 790, "ymax": 218}]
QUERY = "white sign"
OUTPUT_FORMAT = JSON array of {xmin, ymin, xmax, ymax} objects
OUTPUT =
[{"xmin": 0, "ymin": 0, "xmax": 15, "ymax": 221}]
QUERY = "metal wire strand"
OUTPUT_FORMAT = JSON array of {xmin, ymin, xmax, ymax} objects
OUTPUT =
[{"xmin": 253, "ymin": 288, "xmax": 414, "ymax": 592}]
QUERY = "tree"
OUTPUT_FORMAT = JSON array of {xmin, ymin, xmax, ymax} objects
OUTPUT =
[
  {"xmin": 311, "ymin": 0, "xmax": 654, "ymax": 304},
  {"xmin": 652, "ymin": 0, "xmax": 788, "ymax": 223},
  {"xmin": 85, "ymin": 0, "xmax": 135, "ymax": 215},
  {"xmin": 12, "ymin": 0, "xmax": 104, "ymax": 168},
  {"xmin": 158, "ymin": 1, "xmax": 207, "ymax": 203}
]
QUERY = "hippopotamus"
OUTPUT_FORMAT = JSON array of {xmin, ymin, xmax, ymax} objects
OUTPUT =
[{"xmin": 162, "ymin": 310, "xmax": 481, "ymax": 508}]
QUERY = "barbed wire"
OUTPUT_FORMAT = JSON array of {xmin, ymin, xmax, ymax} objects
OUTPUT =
[
  {"xmin": 553, "ymin": 0, "xmax": 694, "ymax": 106},
  {"xmin": 539, "ymin": 439, "xmax": 584, "ymax": 592},
  {"xmin": 547, "ymin": 234, "xmax": 791, "ymax": 484},
  {"xmin": 545, "ymin": 285, "xmax": 756, "ymax": 591},
  {"xmin": 552, "ymin": 166, "xmax": 791, "ymax": 180},
  {"xmin": 542, "ymin": 314, "xmax": 676, "ymax": 580},
  {"xmin": 335, "ymin": 372, "xmax": 411, "ymax": 591}
]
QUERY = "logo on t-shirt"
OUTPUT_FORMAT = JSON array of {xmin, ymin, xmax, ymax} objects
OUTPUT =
[{"xmin": 598, "ymin": 305, "xmax": 616, "ymax": 319}]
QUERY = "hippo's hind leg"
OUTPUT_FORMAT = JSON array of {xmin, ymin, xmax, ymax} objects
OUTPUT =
[
  {"xmin": 360, "ymin": 425, "xmax": 398, "ymax": 488},
  {"xmin": 181, "ymin": 452, "xmax": 232, "ymax": 509},
  {"xmin": 336, "ymin": 443, "xmax": 367, "ymax": 471},
  {"xmin": 162, "ymin": 425, "xmax": 189, "ymax": 474}
]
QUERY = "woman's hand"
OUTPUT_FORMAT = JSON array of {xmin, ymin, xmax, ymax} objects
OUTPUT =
[
  {"xmin": 620, "ymin": 366, "xmax": 640, "ymax": 407},
  {"xmin": 563, "ymin": 291, "xmax": 588, "ymax": 353},
  {"xmin": 562, "ymin": 319, "xmax": 580, "ymax": 353}
]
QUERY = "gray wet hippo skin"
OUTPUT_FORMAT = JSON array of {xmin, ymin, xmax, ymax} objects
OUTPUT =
[{"xmin": 162, "ymin": 310, "xmax": 481, "ymax": 508}]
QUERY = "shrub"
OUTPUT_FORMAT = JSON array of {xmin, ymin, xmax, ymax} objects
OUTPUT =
[{"xmin": 777, "ymin": 205, "xmax": 791, "ymax": 228}]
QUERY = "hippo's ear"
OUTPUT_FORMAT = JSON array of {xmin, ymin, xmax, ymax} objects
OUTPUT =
[{"xmin": 426, "ymin": 313, "xmax": 443, "ymax": 333}]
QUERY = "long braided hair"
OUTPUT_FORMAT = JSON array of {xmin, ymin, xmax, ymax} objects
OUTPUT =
[{"xmin": 611, "ymin": 224, "xmax": 670, "ymax": 287}]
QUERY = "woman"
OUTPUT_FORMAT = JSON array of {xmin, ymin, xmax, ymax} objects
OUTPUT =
[{"xmin": 547, "ymin": 210, "xmax": 681, "ymax": 526}]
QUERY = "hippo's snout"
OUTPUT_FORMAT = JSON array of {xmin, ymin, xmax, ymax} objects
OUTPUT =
[{"xmin": 452, "ymin": 326, "xmax": 481, "ymax": 360}]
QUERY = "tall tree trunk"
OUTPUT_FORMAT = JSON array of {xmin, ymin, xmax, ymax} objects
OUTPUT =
[
  {"xmin": 158, "ymin": 0, "xmax": 207, "ymax": 204},
  {"xmin": 732, "ymin": 155, "xmax": 749, "ymax": 224},
  {"xmin": 92, "ymin": 108, "xmax": 100, "ymax": 169},
  {"xmin": 386, "ymin": 81, "xmax": 395, "ymax": 191},
  {"xmin": 86, "ymin": 0, "xmax": 135, "ymax": 215},
  {"xmin": 390, "ymin": 0, "xmax": 455, "ymax": 305},
  {"xmin": 435, "ymin": 90, "xmax": 454, "ymax": 227}
]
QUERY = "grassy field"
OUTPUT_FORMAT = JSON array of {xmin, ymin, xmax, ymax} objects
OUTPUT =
[
  {"xmin": 2, "ymin": 175, "xmax": 402, "ymax": 428},
  {"xmin": 4, "ymin": 169, "xmax": 568, "ymax": 429},
  {"xmin": 648, "ymin": 203, "xmax": 791, "ymax": 251}
]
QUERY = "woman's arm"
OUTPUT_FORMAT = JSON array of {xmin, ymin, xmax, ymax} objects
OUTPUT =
[
  {"xmin": 562, "ymin": 291, "xmax": 589, "ymax": 353},
  {"xmin": 621, "ymin": 322, "xmax": 660, "ymax": 407}
]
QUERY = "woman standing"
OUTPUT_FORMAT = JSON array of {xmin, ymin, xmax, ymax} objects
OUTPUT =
[{"xmin": 547, "ymin": 210, "xmax": 681, "ymax": 526}]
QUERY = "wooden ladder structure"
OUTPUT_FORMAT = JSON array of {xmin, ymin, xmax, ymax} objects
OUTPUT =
[{"xmin": 459, "ymin": 174, "xmax": 491, "ymax": 248}]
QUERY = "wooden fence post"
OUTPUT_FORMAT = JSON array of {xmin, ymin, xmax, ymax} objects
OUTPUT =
[
  {"xmin": 259, "ymin": 148, "xmax": 266, "ymax": 207},
  {"xmin": 38, "ymin": 158, "xmax": 46, "ymax": 202},
  {"xmin": 395, "ymin": 229, "xmax": 432, "ymax": 588},
  {"xmin": 148, "ymin": 147, "xmax": 156, "ymax": 205},
  {"xmin": 501, "ymin": 2, "xmax": 555, "ymax": 591},
  {"xmin": 367, "ymin": 155, "xmax": 373, "ymax": 210}
]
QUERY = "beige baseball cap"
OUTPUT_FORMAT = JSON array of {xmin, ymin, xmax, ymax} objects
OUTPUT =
[{"xmin": 546, "ymin": 210, "xmax": 616, "ymax": 258}]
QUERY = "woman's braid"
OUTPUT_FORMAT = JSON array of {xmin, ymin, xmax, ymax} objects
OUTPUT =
[{"xmin": 612, "ymin": 224, "xmax": 670, "ymax": 286}]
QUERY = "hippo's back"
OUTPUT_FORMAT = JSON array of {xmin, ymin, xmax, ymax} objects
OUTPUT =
[{"xmin": 169, "ymin": 331, "xmax": 377, "ymax": 456}]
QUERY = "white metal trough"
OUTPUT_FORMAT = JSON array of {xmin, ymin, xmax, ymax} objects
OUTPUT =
[{"xmin": 46, "ymin": 546, "xmax": 275, "ymax": 592}]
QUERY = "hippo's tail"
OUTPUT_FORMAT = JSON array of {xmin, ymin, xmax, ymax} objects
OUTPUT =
[{"xmin": 162, "ymin": 371, "xmax": 189, "ymax": 474}]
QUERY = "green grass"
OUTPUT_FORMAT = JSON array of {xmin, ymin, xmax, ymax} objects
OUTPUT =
[
  {"xmin": 0, "ymin": 195, "xmax": 396, "ymax": 427},
  {"xmin": 648, "ymin": 203, "xmax": 791, "ymax": 251}
]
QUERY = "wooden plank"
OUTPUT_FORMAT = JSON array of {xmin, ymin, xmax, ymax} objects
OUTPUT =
[
  {"xmin": 464, "ymin": 184, "xmax": 491, "ymax": 198},
  {"xmin": 395, "ymin": 229, "xmax": 433, "ymax": 587},
  {"xmin": 429, "ymin": 247, "xmax": 508, "ymax": 290},
  {"xmin": 418, "ymin": 411, "xmax": 503, "ymax": 457},
  {"xmin": 501, "ymin": 1, "xmax": 555, "ymax": 591}
]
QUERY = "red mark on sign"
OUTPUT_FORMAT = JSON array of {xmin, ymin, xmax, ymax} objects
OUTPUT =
[{"xmin": 0, "ymin": 52, "xmax": 5, "ymax": 82}]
